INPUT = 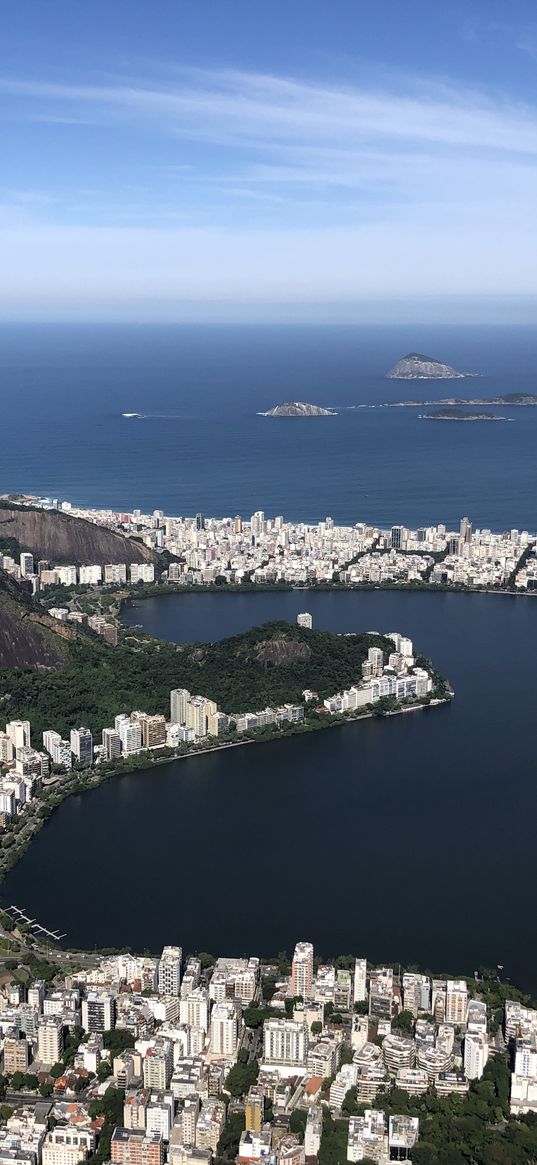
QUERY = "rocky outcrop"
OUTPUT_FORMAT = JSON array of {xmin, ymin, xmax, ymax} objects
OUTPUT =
[
  {"xmin": 0, "ymin": 571, "xmax": 76, "ymax": 670},
  {"xmin": 255, "ymin": 640, "xmax": 312, "ymax": 666},
  {"xmin": 0, "ymin": 504, "xmax": 155, "ymax": 566},
  {"xmin": 259, "ymin": 401, "xmax": 336, "ymax": 416},
  {"xmin": 386, "ymin": 353, "xmax": 471, "ymax": 379}
]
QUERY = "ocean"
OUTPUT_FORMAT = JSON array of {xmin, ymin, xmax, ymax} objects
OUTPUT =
[{"xmin": 1, "ymin": 321, "xmax": 537, "ymax": 529}]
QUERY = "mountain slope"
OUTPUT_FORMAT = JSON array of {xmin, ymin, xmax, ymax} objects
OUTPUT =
[
  {"xmin": 0, "ymin": 572, "xmax": 77, "ymax": 670},
  {"xmin": 0, "ymin": 503, "xmax": 155, "ymax": 566}
]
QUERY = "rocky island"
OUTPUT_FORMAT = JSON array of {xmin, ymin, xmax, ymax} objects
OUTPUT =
[
  {"xmin": 259, "ymin": 401, "xmax": 337, "ymax": 417},
  {"xmin": 385, "ymin": 392, "xmax": 537, "ymax": 408},
  {"xmin": 386, "ymin": 352, "xmax": 476, "ymax": 379},
  {"xmin": 422, "ymin": 408, "xmax": 507, "ymax": 422}
]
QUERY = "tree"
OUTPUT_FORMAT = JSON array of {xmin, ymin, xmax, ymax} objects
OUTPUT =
[
  {"xmin": 97, "ymin": 1061, "xmax": 112, "ymax": 1082},
  {"xmin": 39, "ymin": 1083, "xmax": 53, "ymax": 1097},
  {"xmin": 50, "ymin": 1063, "xmax": 65, "ymax": 1080},
  {"xmin": 225, "ymin": 1059, "xmax": 259, "ymax": 1098},
  {"xmin": 311, "ymin": 1020, "xmax": 322, "ymax": 1035},
  {"xmin": 392, "ymin": 1009, "xmax": 414, "ymax": 1035}
]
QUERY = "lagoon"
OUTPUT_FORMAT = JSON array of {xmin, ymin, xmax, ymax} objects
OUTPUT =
[{"xmin": 4, "ymin": 589, "xmax": 536, "ymax": 989}]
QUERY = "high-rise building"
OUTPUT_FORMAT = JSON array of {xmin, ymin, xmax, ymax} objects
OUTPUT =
[
  {"xmin": 158, "ymin": 946, "xmax": 182, "ymax": 995},
  {"xmin": 132, "ymin": 714, "xmax": 166, "ymax": 749},
  {"xmin": 19, "ymin": 552, "xmax": 34, "ymax": 577},
  {"xmin": 115, "ymin": 716, "xmax": 143, "ymax": 754},
  {"xmin": 38, "ymin": 1016, "xmax": 65, "ymax": 1065},
  {"xmin": 195, "ymin": 513, "xmax": 205, "ymax": 531},
  {"xmin": 245, "ymin": 1088, "xmax": 264, "ymax": 1134},
  {"xmin": 179, "ymin": 988, "xmax": 210, "ymax": 1032},
  {"xmin": 445, "ymin": 981, "xmax": 468, "ymax": 1025},
  {"xmin": 460, "ymin": 516, "xmax": 473, "ymax": 545},
  {"xmin": 391, "ymin": 525, "xmax": 405, "ymax": 550},
  {"xmin": 185, "ymin": 697, "xmax": 218, "ymax": 739},
  {"xmin": 170, "ymin": 689, "xmax": 191, "ymax": 726},
  {"xmin": 353, "ymin": 958, "xmax": 367, "ymax": 1004},
  {"xmin": 291, "ymin": 942, "xmax": 314, "ymax": 1000},
  {"xmin": 82, "ymin": 991, "xmax": 116, "ymax": 1033},
  {"xmin": 143, "ymin": 1040, "xmax": 174, "ymax": 1090},
  {"xmin": 102, "ymin": 728, "xmax": 122, "ymax": 760},
  {"xmin": 70, "ymin": 727, "xmax": 93, "ymax": 766},
  {"xmin": 209, "ymin": 1002, "xmax": 239, "ymax": 1056},
  {"xmin": 464, "ymin": 1032, "xmax": 489, "ymax": 1080},
  {"xmin": 263, "ymin": 1019, "xmax": 306, "ymax": 1066},
  {"xmin": 6, "ymin": 721, "xmax": 31, "ymax": 750},
  {"xmin": 3, "ymin": 1030, "xmax": 29, "ymax": 1074}
]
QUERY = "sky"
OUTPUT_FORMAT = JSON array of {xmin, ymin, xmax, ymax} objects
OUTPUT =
[{"xmin": 2, "ymin": 0, "xmax": 537, "ymax": 321}]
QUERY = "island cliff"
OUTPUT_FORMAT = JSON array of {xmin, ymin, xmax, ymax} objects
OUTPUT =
[
  {"xmin": 386, "ymin": 353, "xmax": 475, "ymax": 380},
  {"xmin": 259, "ymin": 401, "xmax": 336, "ymax": 417}
]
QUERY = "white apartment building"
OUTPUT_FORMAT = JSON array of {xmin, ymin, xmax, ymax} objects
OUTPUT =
[
  {"xmin": 158, "ymin": 947, "xmax": 183, "ymax": 996},
  {"xmin": 170, "ymin": 690, "xmax": 191, "ymax": 726},
  {"xmin": 209, "ymin": 1002, "xmax": 239, "ymax": 1057},
  {"xmin": 143, "ymin": 1040, "xmax": 174, "ymax": 1090},
  {"xmin": 130, "ymin": 563, "xmax": 155, "ymax": 584},
  {"xmin": 464, "ymin": 1032, "xmax": 489, "ymax": 1080},
  {"xmin": 70, "ymin": 726, "xmax": 93, "ymax": 766},
  {"xmin": 79, "ymin": 565, "xmax": 102, "ymax": 585},
  {"xmin": 263, "ymin": 1019, "xmax": 306, "ymax": 1068},
  {"xmin": 6, "ymin": 721, "xmax": 31, "ymax": 750},
  {"xmin": 37, "ymin": 1016, "xmax": 65, "ymax": 1065},
  {"xmin": 115, "ymin": 715, "xmax": 143, "ymax": 754},
  {"xmin": 353, "ymin": 959, "xmax": 367, "ymax": 1004},
  {"xmin": 304, "ymin": 1108, "xmax": 322, "ymax": 1157},
  {"xmin": 42, "ymin": 1128, "xmax": 95, "ymax": 1165},
  {"xmin": 179, "ymin": 989, "xmax": 210, "ymax": 1033},
  {"xmin": 291, "ymin": 942, "xmax": 314, "ymax": 999},
  {"xmin": 296, "ymin": 613, "xmax": 312, "ymax": 629},
  {"xmin": 104, "ymin": 564, "xmax": 128, "ymax": 584}
]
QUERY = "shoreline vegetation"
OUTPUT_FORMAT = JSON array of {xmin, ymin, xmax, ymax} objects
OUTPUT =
[{"xmin": 0, "ymin": 599, "xmax": 453, "ymax": 896}]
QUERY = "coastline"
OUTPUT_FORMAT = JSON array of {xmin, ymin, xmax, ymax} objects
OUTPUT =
[{"xmin": 0, "ymin": 694, "xmax": 452, "ymax": 905}]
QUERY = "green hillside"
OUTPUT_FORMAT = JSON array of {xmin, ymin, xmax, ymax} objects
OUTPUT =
[{"xmin": 0, "ymin": 619, "xmax": 394, "ymax": 740}]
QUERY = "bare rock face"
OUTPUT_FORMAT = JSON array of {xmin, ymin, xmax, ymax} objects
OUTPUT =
[
  {"xmin": 255, "ymin": 640, "xmax": 312, "ymax": 666},
  {"xmin": 0, "ymin": 571, "xmax": 76, "ymax": 669},
  {"xmin": 0, "ymin": 504, "xmax": 155, "ymax": 565},
  {"xmin": 260, "ymin": 401, "xmax": 336, "ymax": 416},
  {"xmin": 386, "ymin": 353, "xmax": 469, "ymax": 380}
]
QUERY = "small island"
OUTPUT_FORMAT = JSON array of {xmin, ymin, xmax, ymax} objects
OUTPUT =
[
  {"xmin": 386, "ymin": 352, "xmax": 476, "ymax": 380},
  {"xmin": 259, "ymin": 401, "xmax": 337, "ymax": 417},
  {"xmin": 385, "ymin": 392, "xmax": 537, "ymax": 408},
  {"xmin": 422, "ymin": 408, "xmax": 507, "ymax": 422}
]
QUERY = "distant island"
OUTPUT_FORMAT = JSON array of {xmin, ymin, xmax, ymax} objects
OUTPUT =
[
  {"xmin": 259, "ymin": 401, "xmax": 337, "ymax": 417},
  {"xmin": 385, "ymin": 393, "xmax": 537, "ymax": 407},
  {"xmin": 422, "ymin": 408, "xmax": 507, "ymax": 422},
  {"xmin": 386, "ymin": 352, "xmax": 477, "ymax": 380}
]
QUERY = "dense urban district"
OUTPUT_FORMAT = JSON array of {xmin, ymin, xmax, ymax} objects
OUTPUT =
[
  {"xmin": 0, "ymin": 939, "xmax": 531, "ymax": 1165},
  {"xmin": 1, "ymin": 497, "xmax": 537, "ymax": 594}
]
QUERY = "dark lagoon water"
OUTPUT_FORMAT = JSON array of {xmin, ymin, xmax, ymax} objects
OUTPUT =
[
  {"xmin": 2, "ymin": 321, "xmax": 537, "ymax": 529},
  {"xmin": 5, "ymin": 588, "xmax": 537, "ymax": 990}
]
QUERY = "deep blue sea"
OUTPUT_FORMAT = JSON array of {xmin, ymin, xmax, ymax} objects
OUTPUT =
[{"xmin": 2, "ymin": 322, "xmax": 537, "ymax": 529}]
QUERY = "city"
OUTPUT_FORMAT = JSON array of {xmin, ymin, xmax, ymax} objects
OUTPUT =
[
  {"xmin": 0, "ymin": 938, "xmax": 532, "ymax": 1165},
  {"xmin": 2, "ymin": 501, "xmax": 537, "ymax": 595}
]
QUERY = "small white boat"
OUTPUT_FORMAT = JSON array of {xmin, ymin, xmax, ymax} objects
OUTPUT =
[{"xmin": 122, "ymin": 412, "xmax": 145, "ymax": 418}]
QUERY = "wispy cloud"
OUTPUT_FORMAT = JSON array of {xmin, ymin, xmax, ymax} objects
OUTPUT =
[
  {"xmin": 2, "ymin": 67, "xmax": 537, "ymax": 155},
  {"xmin": 1, "ymin": 64, "xmax": 537, "ymax": 310}
]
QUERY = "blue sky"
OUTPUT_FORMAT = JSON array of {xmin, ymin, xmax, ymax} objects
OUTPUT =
[{"xmin": 2, "ymin": 0, "xmax": 537, "ymax": 320}]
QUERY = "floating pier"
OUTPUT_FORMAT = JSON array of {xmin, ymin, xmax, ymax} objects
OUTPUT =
[{"xmin": 4, "ymin": 905, "xmax": 66, "ymax": 942}]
